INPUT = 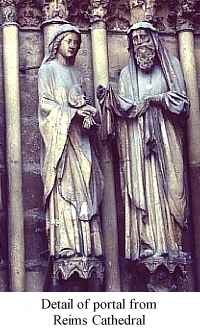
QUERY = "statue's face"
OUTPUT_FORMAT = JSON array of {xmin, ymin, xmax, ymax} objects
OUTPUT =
[
  {"xmin": 132, "ymin": 29, "xmax": 151, "ymax": 46},
  {"xmin": 132, "ymin": 29, "xmax": 156, "ymax": 71},
  {"xmin": 58, "ymin": 32, "xmax": 80, "ymax": 59}
]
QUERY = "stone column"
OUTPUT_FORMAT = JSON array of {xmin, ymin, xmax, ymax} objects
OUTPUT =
[
  {"xmin": 177, "ymin": 11, "xmax": 200, "ymax": 290},
  {"xmin": 89, "ymin": 0, "xmax": 121, "ymax": 291},
  {"xmin": 2, "ymin": 1, "xmax": 25, "ymax": 291}
]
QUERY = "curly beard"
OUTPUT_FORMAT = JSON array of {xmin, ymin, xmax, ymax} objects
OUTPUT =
[{"xmin": 134, "ymin": 45, "xmax": 156, "ymax": 71}]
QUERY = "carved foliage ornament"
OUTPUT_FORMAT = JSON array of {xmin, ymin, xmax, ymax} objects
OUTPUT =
[
  {"xmin": 41, "ymin": 0, "xmax": 70, "ymax": 22},
  {"xmin": 176, "ymin": 0, "xmax": 200, "ymax": 31},
  {"xmin": 88, "ymin": 0, "xmax": 110, "ymax": 23},
  {"xmin": 128, "ymin": 0, "xmax": 200, "ymax": 32},
  {"xmin": 1, "ymin": 0, "xmax": 200, "ymax": 30},
  {"xmin": 130, "ymin": 0, "xmax": 158, "ymax": 22},
  {"xmin": 17, "ymin": 0, "xmax": 42, "ymax": 28},
  {"xmin": 106, "ymin": 0, "xmax": 130, "ymax": 30},
  {"xmin": 1, "ymin": 0, "xmax": 19, "ymax": 23}
]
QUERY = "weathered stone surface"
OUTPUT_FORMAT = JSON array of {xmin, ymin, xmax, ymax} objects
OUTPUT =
[
  {"xmin": 24, "ymin": 213, "xmax": 46, "ymax": 261},
  {"xmin": 194, "ymin": 35, "xmax": 200, "ymax": 90},
  {"xmin": 75, "ymin": 33, "xmax": 94, "ymax": 102},
  {"xmin": 19, "ymin": 31, "xmax": 43, "ymax": 72},
  {"xmin": 25, "ymin": 271, "xmax": 46, "ymax": 292},
  {"xmin": 21, "ymin": 119, "xmax": 41, "ymax": 165},
  {"xmin": 0, "ymin": 268, "xmax": 8, "ymax": 291},
  {"xmin": 20, "ymin": 76, "xmax": 39, "ymax": 118},
  {"xmin": 107, "ymin": 33, "xmax": 128, "ymax": 90},
  {"xmin": 22, "ymin": 171, "xmax": 43, "ymax": 211},
  {"xmin": 0, "ymin": 212, "xmax": 8, "ymax": 261}
]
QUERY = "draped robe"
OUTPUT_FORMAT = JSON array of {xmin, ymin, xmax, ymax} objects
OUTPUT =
[
  {"xmin": 99, "ymin": 32, "xmax": 190, "ymax": 261},
  {"xmin": 38, "ymin": 59, "xmax": 104, "ymax": 258}
]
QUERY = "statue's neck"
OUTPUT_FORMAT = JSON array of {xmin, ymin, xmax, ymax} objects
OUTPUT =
[{"xmin": 56, "ymin": 53, "xmax": 72, "ymax": 66}]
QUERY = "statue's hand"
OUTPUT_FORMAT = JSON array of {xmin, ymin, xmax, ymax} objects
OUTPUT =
[
  {"xmin": 97, "ymin": 85, "xmax": 106, "ymax": 99},
  {"xmin": 77, "ymin": 105, "xmax": 98, "ymax": 117},
  {"xmin": 143, "ymin": 94, "xmax": 162, "ymax": 105},
  {"xmin": 82, "ymin": 115, "xmax": 97, "ymax": 130},
  {"xmin": 136, "ymin": 98, "xmax": 150, "ymax": 116}
]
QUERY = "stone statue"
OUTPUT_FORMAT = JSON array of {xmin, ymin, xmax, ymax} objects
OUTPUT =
[
  {"xmin": 38, "ymin": 24, "xmax": 104, "ymax": 262},
  {"xmin": 98, "ymin": 21, "xmax": 190, "ymax": 262}
]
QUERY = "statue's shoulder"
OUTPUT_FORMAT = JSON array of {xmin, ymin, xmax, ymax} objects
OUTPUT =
[
  {"xmin": 39, "ymin": 60, "xmax": 57, "ymax": 74},
  {"xmin": 71, "ymin": 65, "xmax": 82, "ymax": 77},
  {"xmin": 119, "ymin": 64, "xmax": 130, "ymax": 79},
  {"xmin": 39, "ymin": 61, "xmax": 60, "ymax": 84},
  {"xmin": 120, "ymin": 64, "xmax": 129, "ymax": 74},
  {"xmin": 168, "ymin": 52, "xmax": 183, "ymax": 75},
  {"xmin": 169, "ymin": 52, "xmax": 180, "ymax": 65}
]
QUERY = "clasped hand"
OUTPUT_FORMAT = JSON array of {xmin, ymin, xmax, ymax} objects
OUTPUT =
[
  {"xmin": 136, "ymin": 97, "xmax": 150, "ymax": 116},
  {"xmin": 136, "ymin": 94, "xmax": 161, "ymax": 116},
  {"xmin": 77, "ymin": 105, "xmax": 97, "ymax": 117},
  {"xmin": 77, "ymin": 105, "xmax": 99, "ymax": 130}
]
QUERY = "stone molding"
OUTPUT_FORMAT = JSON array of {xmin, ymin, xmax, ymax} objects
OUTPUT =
[
  {"xmin": 52, "ymin": 256, "xmax": 104, "ymax": 286},
  {"xmin": 1, "ymin": 0, "xmax": 200, "ymax": 31}
]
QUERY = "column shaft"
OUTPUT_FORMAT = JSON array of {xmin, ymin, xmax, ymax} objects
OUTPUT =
[
  {"xmin": 178, "ymin": 30, "xmax": 200, "ymax": 290},
  {"xmin": 91, "ymin": 24, "xmax": 121, "ymax": 291},
  {"xmin": 3, "ymin": 23, "xmax": 25, "ymax": 292}
]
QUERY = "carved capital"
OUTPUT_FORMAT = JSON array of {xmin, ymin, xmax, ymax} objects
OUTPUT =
[
  {"xmin": 40, "ymin": 0, "xmax": 70, "ymax": 22},
  {"xmin": 17, "ymin": 0, "xmax": 42, "ymax": 29},
  {"xmin": 129, "ymin": 0, "xmax": 159, "ymax": 17},
  {"xmin": 129, "ymin": 0, "xmax": 160, "ymax": 25},
  {"xmin": 88, "ymin": 0, "xmax": 109, "ymax": 23},
  {"xmin": 1, "ymin": 0, "xmax": 18, "ymax": 23},
  {"xmin": 176, "ymin": 0, "xmax": 197, "ymax": 31},
  {"xmin": 143, "ymin": 0, "xmax": 159, "ymax": 22},
  {"xmin": 106, "ymin": 0, "xmax": 130, "ymax": 30},
  {"xmin": 129, "ymin": 0, "xmax": 145, "ymax": 9}
]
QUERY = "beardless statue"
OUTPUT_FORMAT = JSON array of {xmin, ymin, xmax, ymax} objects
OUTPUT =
[{"xmin": 38, "ymin": 24, "xmax": 104, "ymax": 261}]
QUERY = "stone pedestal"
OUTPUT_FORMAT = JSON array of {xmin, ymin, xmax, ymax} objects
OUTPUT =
[
  {"xmin": 52, "ymin": 256, "xmax": 104, "ymax": 292},
  {"xmin": 136, "ymin": 254, "xmax": 193, "ymax": 292}
]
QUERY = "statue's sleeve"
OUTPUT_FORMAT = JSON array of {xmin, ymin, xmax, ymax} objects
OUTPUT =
[
  {"xmin": 97, "ymin": 82, "xmax": 141, "ymax": 143},
  {"xmin": 38, "ymin": 65, "xmax": 77, "ymax": 125},
  {"xmin": 97, "ymin": 85, "xmax": 115, "ymax": 144},
  {"xmin": 162, "ymin": 91, "xmax": 190, "ymax": 123},
  {"xmin": 162, "ymin": 56, "xmax": 190, "ymax": 123},
  {"xmin": 38, "ymin": 64, "xmax": 77, "ymax": 200}
]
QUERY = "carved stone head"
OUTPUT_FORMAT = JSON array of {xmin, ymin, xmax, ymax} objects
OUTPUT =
[
  {"xmin": 132, "ymin": 28, "xmax": 156, "ymax": 70},
  {"xmin": 45, "ymin": 24, "xmax": 82, "ymax": 64},
  {"xmin": 127, "ymin": 22, "xmax": 157, "ymax": 71}
]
